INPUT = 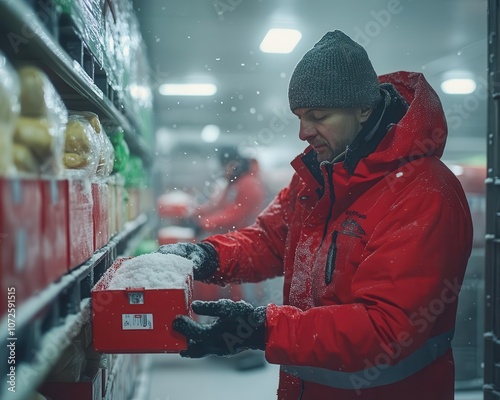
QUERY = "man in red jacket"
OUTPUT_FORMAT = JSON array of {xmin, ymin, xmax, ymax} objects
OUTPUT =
[{"xmin": 159, "ymin": 30, "xmax": 473, "ymax": 399}]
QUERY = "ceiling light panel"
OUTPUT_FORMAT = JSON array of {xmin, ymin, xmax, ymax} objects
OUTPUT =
[
  {"xmin": 260, "ymin": 28, "xmax": 302, "ymax": 54},
  {"xmin": 441, "ymin": 78, "xmax": 477, "ymax": 95},
  {"xmin": 159, "ymin": 83, "xmax": 217, "ymax": 96}
]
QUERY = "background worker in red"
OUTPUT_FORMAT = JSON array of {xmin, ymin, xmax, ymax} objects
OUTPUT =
[
  {"xmin": 189, "ymin": 146, "xmax": 267, "ymax": 306},
  {"xmin": 158, "ymin": 30, "xmax": 473, "ymax": 399},
  {"xmin": 194, "ymin": 147, "xmax": 266, "ymax": 236},
  {"xmin": 189, "ymin": 147, "xmax": 269, "ymax": 370}
]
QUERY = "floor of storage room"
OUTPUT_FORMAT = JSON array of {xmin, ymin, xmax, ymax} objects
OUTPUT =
[
  {"xmin": 141, "ymin": 353, "xmax": 279, "ymax": 400},
  {"xmin": 139, "ymin": 353, "xmax": 483, "ymax": 400}
]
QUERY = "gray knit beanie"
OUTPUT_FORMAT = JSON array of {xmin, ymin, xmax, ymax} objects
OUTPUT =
[{"xmin": 288, "ymin": 30, "xmax": 381, "ymax": 111}]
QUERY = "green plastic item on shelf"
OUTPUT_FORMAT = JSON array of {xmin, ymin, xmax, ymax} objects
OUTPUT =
[
  {"xmin": 108, "ymin": 128, "xmax": 125, "ymax": 146},
  {"xmin": 123, "ymin": 155, "xmax": 146, "ymax": 187},
  {"xmin": 108, "ymin": 128, "xmax": 130, "ymax": 174},
  {"xmin": 133, "ymin": 239, "xmax": 159, "ymax": 256},
  {"xmin": 53, "ymin": 0, "xmax": 72, "ymax": 14},
  {"xmin": 112, "ymin": 140, "xmax": 130, "ymax": 174}
]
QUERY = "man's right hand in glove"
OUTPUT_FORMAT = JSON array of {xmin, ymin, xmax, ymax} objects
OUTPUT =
[{"xmin": 157, "ymin": 242, "xmax": 219, "ymax": 281}]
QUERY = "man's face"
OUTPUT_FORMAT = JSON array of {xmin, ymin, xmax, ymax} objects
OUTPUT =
[{"xmin": 294, "ymin": 108, "xmax": 371, "ymax": 162}]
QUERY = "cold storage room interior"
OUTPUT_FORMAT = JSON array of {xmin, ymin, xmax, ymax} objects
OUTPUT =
[{"xmin": 0, "ymin": 0, "xmax": 497, "ymax": 399}]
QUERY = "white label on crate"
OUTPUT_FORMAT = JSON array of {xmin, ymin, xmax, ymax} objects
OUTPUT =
[{"xmin": 122, "ymin": 314, "xmax": 154, "ymax": 330}]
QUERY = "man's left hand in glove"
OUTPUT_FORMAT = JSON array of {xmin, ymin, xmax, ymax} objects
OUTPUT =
[{"xmin": 172, "ymin": 299, "xmax": 267, "ymax": 358}]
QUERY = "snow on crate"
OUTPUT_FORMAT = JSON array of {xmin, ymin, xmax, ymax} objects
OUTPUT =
[
  {"xmin": 106, "ymin": 253, "xmax": 193, "ymax": 290},
  {"xmin": 92, "ymin": 254, "xmax": 194, "ymax": 353}
]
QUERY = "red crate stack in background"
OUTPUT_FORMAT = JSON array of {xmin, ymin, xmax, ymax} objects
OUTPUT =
[
  {"xmin": 92, "ymin": 181, "xmax": 109, "ymax": 250},
  {"xmin": 41, "ymin": 179, "xmax": 70, "ymax": 284},
  {"xmin": 67, "ymin": 179, "xmax": 95, "ymax": 269},
  {"xmin": 0, "ymin": 178, "xmax": 44, "ymax": 310}
]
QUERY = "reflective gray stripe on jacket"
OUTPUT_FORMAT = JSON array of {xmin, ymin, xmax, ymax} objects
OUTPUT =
[{"xmin": 281, "ymin": 330, "xmax": 454, "ymax": 390}]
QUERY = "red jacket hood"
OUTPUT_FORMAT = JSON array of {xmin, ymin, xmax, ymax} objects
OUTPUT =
[{"xmin": 378, "ymin": 71, "xmax": 447, "ymax": 161}]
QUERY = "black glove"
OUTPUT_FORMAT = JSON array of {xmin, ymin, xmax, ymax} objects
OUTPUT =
[
  {"xmin": 172, "ymin": 299, "xmax": 267, "ymax": 358},
  {"xmin": 157, "ymin": 242, "xmax": 219, "ymax": 281}
]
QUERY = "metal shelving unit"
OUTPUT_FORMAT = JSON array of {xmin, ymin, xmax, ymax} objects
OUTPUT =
[
  {"xmin": 0, "ymin": 0, "xmax": 155, "ymax": 398},
  {"xmin": 485, "ymin": 1, "xmax": 500, "ymax": 398},
  {"xmin": 0, "ymin": 0, "xmax": 152, "ymax": 165}
]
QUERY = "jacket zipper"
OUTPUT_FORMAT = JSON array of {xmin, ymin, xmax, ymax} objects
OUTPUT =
[
  {"xmin": 320, "ymin": 163, "xmax": 335, "ymax": 242},
  {"xmin": 319, "ymin": 163, "xmax": 336, "ymax": 286},
  {"xmin": 298, "ymin": 379, "xmax": 305, "ymax": 400},
  {"xmin": 325, "ymin": 230, "xmax": 338, "ymax": 285}
]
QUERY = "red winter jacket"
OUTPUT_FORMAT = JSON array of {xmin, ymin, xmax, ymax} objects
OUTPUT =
[{"xmin": 204, "ymin": 71, "xmax": 473, "ymax": 400}]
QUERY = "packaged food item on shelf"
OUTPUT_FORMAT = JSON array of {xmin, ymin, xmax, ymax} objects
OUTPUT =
[
  {"xmin": 63, "ymin": 114, "xmax": 99, "ymax": 177},
  {"xmin": 123, "ymin": 155, "xmax": 148, "ymax": 220},
  {"xmin": 101, "ymin": 132, "xmax": 115, "ymax": 177},
  {"xmin": 46, "ymin": 339, "xmax": 87, "ymax": 382},
  {"xmin": 14, "ymin": 66, "xmax": 67, "ymax": 176},
  {"xmin": 107, "ymin": 126, "xmax": 130, "ymax": 174},
  {"xmin": 69, "ymin": 111, "xmax": 114, "ymax": 179},
  {"xmin": 0, "ymin": 51, "xmax": 20, "ymax": 175}
]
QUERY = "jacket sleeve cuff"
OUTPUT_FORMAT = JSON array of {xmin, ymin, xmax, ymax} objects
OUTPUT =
[{"xmin": 264, "ymin": 303, "xmax": 286, "ymax": 364}]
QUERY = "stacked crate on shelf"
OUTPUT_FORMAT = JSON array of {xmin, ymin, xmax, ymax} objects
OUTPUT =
[
  {"xmin": 53, "ymin": 0, "xmax": 154, "ymax": 140},
  {"xmin": 0, "ymin": 178, "xmax": 44, "ymax": 309}
]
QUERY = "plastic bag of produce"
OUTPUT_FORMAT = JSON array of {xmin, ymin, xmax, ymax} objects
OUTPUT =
[
  {"xmin": 70, "ymin": 111, "xmax": 114, "ymax": 180},
  {"xmin": 63, "ymin": 114, "xmax": 99, "ymax": 178},
  {"xmin": 13, "ymin": 66, "xmax": 67, "ymax": 176},
  {"xmin": 0, "ymin": 52, "xmax": 20, "ymax": 175}
]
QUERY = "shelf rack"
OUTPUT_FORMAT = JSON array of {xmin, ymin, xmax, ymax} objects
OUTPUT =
[
  {"xmin": 0, "ymin": 214, "xmax": 154, "ymax": 400},
  {"xmin": 0, "ymin": 1, "xmax": 156, "ymax": 398},
  {"xmin": 0, "ymin": 0, "xmax": 153, "ymax": 165}
]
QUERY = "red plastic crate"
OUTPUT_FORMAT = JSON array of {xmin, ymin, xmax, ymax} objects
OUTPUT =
[
  {"xmin": 39, "ymin": 366, "xmax": 103, "ymax": 400},
  {"xmin": 157, "ymin": 226, "xmax": 196, "ymax": 246},
  {"xmin": 0, "ymin": 178, "xmax": 44, "ymax": 310},
  {"xmin": 92, "ymin": 182, "xmax": 109, "ymax": 250},
  {"xmin": 157, "ymin": 191, "xmax": 191, "ymax": 219},
  {"xmin": 41, "ymin": 179, "xmax": 69, "ymax": 283},
  {"xmin": 91, "ymin": 257, "xmax": 192, "ymax": 353},
  {"xmin": 68, "ymin": 179, "xmax": 94, "ymax": 269}
]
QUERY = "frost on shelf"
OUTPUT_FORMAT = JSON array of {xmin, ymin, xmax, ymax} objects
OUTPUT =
[{"xmin": 106, "ymin": 253, "xmax": 193, "ymax": 290}]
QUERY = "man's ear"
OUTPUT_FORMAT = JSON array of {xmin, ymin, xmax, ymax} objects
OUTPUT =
[{"xmin": 359, "ymin": 107, "xmax": 373, "ymax": 123}]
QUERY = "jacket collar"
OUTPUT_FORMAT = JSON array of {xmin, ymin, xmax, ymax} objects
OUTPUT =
[{"xmin": 343, "ymin": 83, "xmax": 408, "ymax": 174}]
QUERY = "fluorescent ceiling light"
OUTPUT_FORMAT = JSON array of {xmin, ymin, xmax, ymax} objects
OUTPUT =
[
  {"xmin": 260, "ymin": 28, "xmax": 302, "ymax": 54},
  {"xmin": 440, "ymin": 78, "xmax": 476, "ymax": 95},
  {"xmin": 201, "ymin": 124, "xmax": 220, "ymax": 142},
  {"xmin": 159, "ymin": 83, "xmax": 217, "ymax": 96}
]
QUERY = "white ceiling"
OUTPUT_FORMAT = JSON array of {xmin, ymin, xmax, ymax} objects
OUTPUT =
[{"xmin": 133, "ymin": 0, "xmax": 488, "ymax": 161}]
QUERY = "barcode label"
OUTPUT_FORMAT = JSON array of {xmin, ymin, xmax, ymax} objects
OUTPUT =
[{"xmin": 122, "ymin": 314, "xmax": 153, "ymax": 330}]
